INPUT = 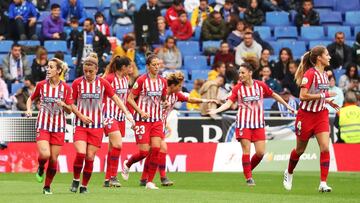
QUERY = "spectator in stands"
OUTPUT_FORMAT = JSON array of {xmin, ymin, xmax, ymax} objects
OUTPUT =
[
  {"xmin": 258, "ymin": 48, "xmax": 275, "ymax": 74},
  {"xmin": 171, "ymin": 10, "xmax": 193, "ymax": 41},
  {"xmin": 0, "ymin": 11, "xmax": 10, "ymax": 40},
  {"xmin": 327, "ymin": 32, "xmax": 353, "ymax": 70},
  {"xmin": 235, "ymin": 32, "xmax": 262, "ymax": 66},
  {"xmin": 243, "ymin": 24, "xmax": 273, "ymax": 54},
  {"xmin": 201, "ymin": 11, "xmax": 227, "ymax": 41},
  {"xmin": 227, "ymin": 19, "xmax": 245, "ymax": 50},
  {"xmin": 15, "ymin": 75, "xmax": 35, "ymax": 111},
  {"xmin": 270, "ymin": 88, "xmax": 298, "ymax": 117},
  {"xmin": 157, "ymin": 16, "xmax": 173, "ymax": 46},
  {"xmin": 327, "ymin": 75, "xmax": 344, "ymax": 114},
  {"xmin": 214, "ymin": 41, "xmax": 235, "ymax": 65},
  {"xmin": 244, "ymin": 0, "xmax": 264, "ymax": 26},
  {"xmin": 54, "ymin": 51, "xmax": 68, "ymax": 81},
  {"xmin": 113, "ymin": 34, "xmax": 136, "ymax": 62},
  {"xmin": 61, "ymin": 0, "xmax": 87, "ymax": 25},
  {"xmin": 0, "ymin": 68, "xmax": 10, "ymax": 108},
  {"xmin": 31, "ymin": 46, "xmax": 48, "ymax": 83},
  {"xmin": 32, "ymin": 0, "xmax": 49, "ymax": 11},
  {"xmin": 225, "ymin": 63, "xmax": 239, "ymax": 84},
  {"xmin": 261, "ymin": 0, "xmax": 290, "ymax": 11},
  {"xmin": 134, "ymin": 0, "xmax": 161, "ymax": 46},
  {"xmin": 339, "ymin": 63, "xmax": 360, "ymax": 92},
  {"xmin": 186, "ymin": 79, "xmax": 204, "ymax": 110},
  {"xmin": 208, "ymin": 62, "xmax": 226, "ymax": 81},
  {"xmin": 190, "ymin": 0, "xmax": 213, "ymax": 31},
  {"xmin": 135, "ymin": 44, "xmax": 148, "ymax": 71},
  {"xmin": 294, "ymin": 0, "xmax": 319, "ymax": 28},
  {"xmin": 352, "ymin": 32, "xmax": 360, "ymax": 66},
  {"xmin": 2, "ymin": 43, "xmax": 30, "ymax": 91},
  {"xmin": 234, "ymin": 0, "xmax": 248, "ymax": 13},
  {"xmin": 165, "ymin": 0, "xmax": 184, "ymax": 28},
  {"xmin": 334, "ymin": 91, "xmax": 360, "ymax": 143},
  {"xmin": 225, "ymin": 14, "xmax": 241, "ymax": 36},
  {"xmin": 127, "ymin": 58, "xmax": 139, "ymax": 86},
  {"xmin": 8, "ymin": 0, "xmax": 38, "ymax": 40},
  {"xmin": 42, "ymin": 3, "xmax": 66, "ymax": 41},
  {"xmin": 110, "ymin": 0, "xmax": 135, "ymax": 26},
  {"xmin": 271, "ymin": 47, "xmax": 293, "ymax": 81},
  {"xmin": 199, "ymin": 74, "xmax": 225, "ymax": 118},
  {"xmin": 95, "ymin": 12, "xmax": 110, "ymax": 37},
  {"xmin": 184, "ymin": 0, "xmax": 199, "ymax": 13},
  {"xmin": 71, "ymin": 18, "xmax": 111, "ymax": 75},
  {"xmin": 260, "ymin": 65, "xmax": 282, "ymax": 93},
  {"xmin": 67, "ymin": 17, "xmax": 80, "ymax": 49},
  {"xmin": 282, "ymin": 60, "xmax": 299, "ymax": 97},
  {"xmin": 220, "ymin": 0, "xmax": 239, "ymax": 23},
  {"xmin": 157, "ymin": 36, "xmax": 182, "ymax": 70}
]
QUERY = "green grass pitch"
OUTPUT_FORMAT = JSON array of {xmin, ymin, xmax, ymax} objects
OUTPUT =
[{"xmin": 0, "ymin": 172, "xmax": 359, "ymax": 203}]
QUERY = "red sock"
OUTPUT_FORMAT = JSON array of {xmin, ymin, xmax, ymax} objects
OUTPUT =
[
  {"xmin": 242, "ymin": 154, "xmax": 252, "ymax": 179},
  {"xmin": 44, "ymin": 160, "xmax": 57, "ymax": 188},
  {"xmin": 147, "ymin": 147, "xmax": 160, "ymax": 182},
  {"xmin": 82, "ymin": 158, "xmax": 94, "ymax": 187},
  {"xmin": 320, "ymin": 151, "xmax": 330, "ymax": 182},
  {"xmin": 288, "ymin": 149, "xmax": 300, "ymax": 174},
  {"xmin": 110, "ymin": 147, "xmax": 121, "ymax": 178},
  {"xmin": 141, "ymin": 157, "xmax": 150, "ymax": 181},
  {"xmin": 105, "ymin": 151, "xmax": 111, "ymax": 180},
  {"xmin": 73, "ymin": 153, "xmax": 85, "ymax": 180},
  {"xmin": 126, "ymin": 150, "xmax": 149, "ymax": 168},
  {"xmin": 158, "ymin": 152, "xmax": 167, "ymax": 178},
  {"xmin": 38, "ymin": 157, "xmax": 47, "ymax": 171},
  {"xmin": 251, "ymin": 154, "xmax": 263, "ymax": 170}
]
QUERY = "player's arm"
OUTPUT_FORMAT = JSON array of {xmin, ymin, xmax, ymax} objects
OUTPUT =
[
  {"xmin": 25, "ymin": 97, "xmax": 33, "ymax": 117},
  {"xmin": 188, "ymin": 97, "xmax": 219, "ymax": 104},
  {"xmin": 299, "ymin": 88, "xmax": 336, "ymax": 101},
  {"xmin": 208, "ymin": 100, "xmax": 233, "ymax": 115},
  {"xmin": 26, "ymin": 83, "xmax": 41, "ymax": 117},
  {"xmin": 111, "ymin": 94, "xmax": 135, "ymax": 125},
  {"xmin": 127, "ymin": 92, "xmax": 149, "ymax": 119},
  {"xmin": 57, "ymin": 101, "xmax": 72, "ymax": 114},
  {"xmin": 71, "ymin": 104, "xmax": 93, "ymax": 124},
  {"xmin": 271, "ymin": 92, "xmax": 296, "ymax": 114}
]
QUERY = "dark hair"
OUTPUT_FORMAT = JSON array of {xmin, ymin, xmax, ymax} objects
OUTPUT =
[
  {"xmin": 173, "ymin": 0, "xmax": 182, "ymax": 6},
  {"xmin": 240, "ymin": 62, "xmax": 255, "ymax": 72},
  {"xmin": 261, "ymin": 48, "xmax": 270, "ymax": 54},
  {"xmin": 356, "ymin": 32, "xmax": 360, "ymax": 44},
  {"xmin": 177, "ymin": 10, "xmax": 187, "ymax": 17},
  {"xmin": 220, "ymin": 41, "xmax": 228, "ymax": 46},
  {"xmin": 211, "ymin": 11, "xmax": 221, "ymax": 17},
  {"xmin": 103, "ymin": 56, "xmax": 131, "ymax": 77},
  {"xmin": 122, "ymin": 35, "xmax": 135, "ymax": 46},
  {"xmin": 244, "ymin": 24, "xmax": 254, "ymax": 32},
  {"xmin": 260, "ymin": 65, "xmax": 271, "ymax": 72},
  {"xmin": 212, "ymin": 61, "xmax": 225, "ymax": 70},
  {"xmin": 84, "ymin": 18, "xmax": 94, "ymax": 25},
  {"xmin": 200, "ymin": 0, "xmax": 208, "ymax": 3},
  {"xmin": 95, "ymin": 11, "xmax": 105, "ymax": 19},
  {"xmin": 335, "ymin": 31, "xmax": 344, "ymax": 38},
  {"xmin": 25, "ymin": 76, "xmax": 36, "ymax": 86},
  {"xmin": 225, "ymin": 0, "xmax": 234, "ymax": 4},
  {"xmin": 345, "ymin": 63, "xmax": 359, "ymax": 79},
  {"xmin": 54, "ymin": 51, "xmax": 64, "ymax": 61},
  {"xmin": 51, "ymin": 3, "xmax": 60, "ymax": 10},
  {"xmin": 70, "ymin": 17, "xmax": 79, "ymax": 24},
  {"xmin": 11, "ymin": 43, "xmax": 21, "ymax": 49},
  {"xmin": 278, "ymin": 47, "xmax": 294, "ymax": 62},
  {"xmin": 303, "ymin": 0, "xmax": 313, "ymax": 4},
  {"xmin": 146, "ymin": 54, "xmax": 158, "ymax": 65}
]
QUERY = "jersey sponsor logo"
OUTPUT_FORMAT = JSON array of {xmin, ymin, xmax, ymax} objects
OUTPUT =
[
  {"xmin": 302, "ymin": 77, "xmax": 308, "ymax": 85},
  {"xmin": 146, "ymin": 91, "xmax": 162, "ymax": 97},
  {"xmin": 318, "ymin": 83, "xmax": 329, "ymax": 90},
  {"xmin": 243, "ymin": 95, "xmax": 260, "ymax": 102},
  {"xmin": 43, "ymin": 97, "xmax": 59, "ymax": 103},
  {"xmin": 81, "ymin": 93, "xmax": 101, "ymax": 99},
  {"xmin": 116, "ymin": 88, "xmax": 128, "ymax": 95}
]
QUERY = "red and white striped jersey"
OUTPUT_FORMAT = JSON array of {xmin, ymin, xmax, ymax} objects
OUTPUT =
[
  {"xmin": 31, "ymin": 80, "xmax": 72, "ymax": 132},
  {"xmin": 72, "ymin": 76, "xmax": 115, "ymax": 128},
  {"xmin": 228, "ymin": 80, "xmax": 273, "ymax": 129},
  {"xmin": 299, "ymin": 68, "xmax": 329, "ymax": 112},
  {"xmin": 131, "ymin": 74, "xmax": 167, "ymax": 122},
  {"xmin": 163, "ymin": 92, "xmax": 188, "ymax": 124},
  {"xmin": 103, "ymin": 73, "xmax": 129, "ymax": 121}
]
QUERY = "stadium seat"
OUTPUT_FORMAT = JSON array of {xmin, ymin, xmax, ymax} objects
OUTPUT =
[
  {"xmin": 84, "ymin": 0, "xmax": 99, "ymax": 9},
  {"xmin": 265, "ymin": 12, "xmax": 290, "ymax": 27},
  {"xmin": 135, "ymin": 0, "xmax": 147, "ymax": 11},
  {"xmin": 355, "ymin": 26, "xmax": 360, "ymax": 36},
  {"xmin": 184, "ymin": 81, "xmax": 194, "ymax": 91},
  {"xmin": 190, "ymin": 69, "xmax": 209, "ymax": 81},
  {"xmin": 184, "ymin": 55, "xmax": 208, "ymax": 70},
  {"xmin": 263, "ymin": 98, "xmax": 275, "ymax": 110},
  {"xmin": 254, "ymin": 26, "xmax": 272, "ymax": 40},
  {"xmin": 64, "ymin": 54, "xmax": 73, "ymax": 67},
  {"xmin": 114, "ymin": 25, "xmax": 134, "ymax": 40},
  {"xmin": 11, "ymin": 83, "xmax": 23, "ymax": 94},
  {"xmin": 333, "ymin": 68, "xmax": 346, "ymax": 85},
  {"xmin": 192, "ymin": 26, "xmax": 201, "ymax": 41},
  {"xmin": 27, "ymin": 55, "xmax": 35, "ymax": 64},
  {"xmin": 309, "ymin": 40, "xmax": 332, "ymax": 49},
  {"xmin": 68, "ymin": 67, "xmax": 76, "ymax": 81},
  {"xmin": 274, "ymin": 26, "xmax": 298, "ymax": 40},
  {"xmin": 202, "ymin": 40, "xmax": 221, "ymax": 53},
  {"xmin": 268, "ymin": 41, "xmax": 282, "ymax": 55},
  {"xmin": 344, "ymin": 11, "xmax": 360, "ymax": 26},
  {"xmin": 44, "ymin": 40, "xmax": 67, "ymax": 53},
  {"xmin": 319, "ymin": 11, "xmax": 342, "ymax": 25},
  {"xmin": 50, "ymin": 0, "xmax": 62, "ymax": 6},
  {"xmin": 0, "ymin": 41, "xmax": 13, "ymax": 54},
  {"xmin": 300, "ymin": 26, "xmax": 325, "ymax": 40},
  {"xmin": 281, "ymin": 41, "xmax": 306, "ymax": 57},
  {"xmin": 0, "ymin": 54, "xmax": 7, "ymax": 65},
  {"xmin": 335, "ymin": 0, "xmax": 360, "ymax": 12},
  {"xmin": 37, "ymin": 11, "xmax": 50, "ymax": 24},
  {"xmin": 101, "ymin": 0, "xmax": 111, "ymax": 9},
  {"xmin": 327, "ymin": 26, "xmax": 351, "ymax": 39},
  {"xmin": 177, "ymin": 41, "xmax": 201, "ymax": 56},
  {"xmin": 161, "ymin": 9, "xmax": 167, "ymax": 16},
  {"xmin": 313, "ymin": 0, "xmax": 334, "ymax": 9},
  {"xmin": 87, "ymin": 9, "xmax": 98, "ymax": 19},
  {"xmin": 18, "ymin": 40, "xmax": 41, "ymax": 47}
]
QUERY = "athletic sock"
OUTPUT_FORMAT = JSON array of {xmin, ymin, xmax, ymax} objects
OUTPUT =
[
  {"xmin": 242, "ymin": 154, "xmax": 252, "ymax": 179},
  {"xmin": 158, "ymin": 152, "xmax": 167, "ymax": 178},
  {"xmin": 147, "ymin": 147, "xmax": 160, "ymax": 182},
  {"xmin": 73, "ymin": 153, "xmax": 85, "ymax": 180},
  {"xmin": 105, "ymin": 151, "xmax": 111, "ymax": 180},
  {"xmin": 109, "ymin": 147, "xmax": 121, "ymax": 177},
  {"xmin": 38, "ymin": 157, "xmax": 47, "ymax": 173},
  {"xmin": 320, "ymin": 151, "xmax": 330, "ymax": 182},
  {"xmin": 44, "ymin": 160, "xmax": 57, "ymax": 187},
  {"xmin": 126, "ymin": 150, "xmax": 149, "ymax": 168},
  {"xmin": 251, "ymin": 154, "xmax": 263, "ymax": 170},
  {"xmin": 82, "ymin": 158, "xmax": 94, "ymax": 187},
  {"xmin": 288, "ymin": 149, "xmax": 300, "ymax": 174},
  {"xmin": 141, "ymin": 157, "xmax": 149, "ymax": 181}
]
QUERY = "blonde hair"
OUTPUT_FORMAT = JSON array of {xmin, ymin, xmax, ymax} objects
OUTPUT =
[
  {"xmin": 49, "ymin": 58, "xmax": 66, "ymax": 76},
  {"xmin": 35, "ymin": 46, "xmax": 48, "ymax": 61},
  {"xmin": 166, "ymin": 71, "xmax": 185, "ymax": 86}
]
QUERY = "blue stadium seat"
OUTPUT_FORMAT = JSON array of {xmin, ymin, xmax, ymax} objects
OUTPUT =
[
  {"xmin": 18, "ymin": 40, "xmax": 41, "ymax": 47},
  {"xmin": 68, "ymin": 67, "xmax": 76, "ymax": 81},
  {"xmin": 202, "ymin": 40, "xmax": 221, "ymax": 53},
  {"xmin": 11, "ymin": 83, "xmax": 23, "ymax": 94},
  {"xmin": 274, "ymin": 26, "xmax": 298, "ymax": 40},
  {"xmin": 184, "ymin": 81, "xmax": 194, "ymax": 91},
  {"xmin": 101, "ymin": 0, "xmax": 111, "ymax": 9},
  {"xmin": 327, "ymin": 26, "xmax": 351, "ymax": 39},
  {"xmin": 300, "ymin": 26, "xmax": 325, "ymax": 40},
  {"xmin": 184, "ymin": 56, "xmax": 208, "ymax": 70},
  {"xmin": 161, "ymin": 9, "xmax": 167, "ymax": 16},
  {"xmin": 313, "ymin": 0, "xmax": 334, "ymax": 9},
  {"xmin": 268, "ymin": 41, "xmax": 282, "ymax": 55},
  {"xmin": 86, "ymin": 9, "xmax": 98, "ymax": 19},
  {"xmin": 114, "ymin": 25, "xmax": 134, "ymax": 40},
  {"xmin": 320, "ymin": 11, "xmax": 342, "ymax": 25},
  {"xmin": 50, "ymin": 0, "xmax": 62, "ymax": 6},
  {"xmin": 0, "ymin": 54, "xmax": 7, "ymax": 65},
  {"xmin": 0, "ymin": 41, "xmax": 13, "ymax": 54},
  {"xmin": 281, "ymin": 41, "xmax": 306, "ymax": 58},
  {"xmin": 191, "ymin": 69, "xmax": 209, "ymax": 81},
  {"xmin": 309, "ymin": 40, "xmax": 332, "ymax": 49},
  {"xmin": 179, "ymin": 69, "xmax": 189, "ymax": 81},
  {"xmin": 135, "ymin": 0, "xmax": 147, "ymax": 10},
  {"xmin": 263, "ymin": 98, "xmax": 275, "ymax": 110},
  {"xmin": 84, "ymin": 0, "xmax": 99, "ymax": 9},
  {"xmin": 265, "ymin": 12, "xmax": 290, "ymax": 27},
  {"xmin": 37, "ymin": 11, "xmax": 50, "ymax": 24},
  {"xmin": 64, "ymin": 54, "xmax": 73, "ymax": 68},
  {"xmin": 344, "ymin": 11, "xmax": 360, "ymax": 26},
  {"xmin": 44, "ymin": 40, "xmax": 67, "ymax": 53},
  {"xmin": 346, "ymin": 40, "xmax": 355, "ymax": 47},
  {"xmin": 177, "ymin": 41, "xmax": 201, "ymax": 56},
  {"xmin": 27, "ymin": 55, "xmax": 36, "ymax": 64},
  {"xmin": 333, "ymin": 68, "xmax": 346, "ymax": 85},
  {"xmin": 192, "ymin": 26, "xmax": 201, "ymax": 41},
  {"xmin": 355, "ymin": 26, "xmax": 360, "ymax": 36},
  {"xmin": 335, "ymin": 0, "xmax": 360, "ymax": 12},
  {"xmin": 254, "ymin": 26, "xmax": 272, "ymax": 40}
]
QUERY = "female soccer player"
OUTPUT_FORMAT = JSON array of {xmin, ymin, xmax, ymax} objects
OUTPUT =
[
  {"xmin": 283, "ymin": 46, "xmax": 339, "ymax": 192},
  {"xmin": 121, "ymin": 54, "xmax": 168, "ymax": 189},
  {"xmin": 26, "ymin": 58, "xmax": 72, "ymax": 194},
  {"xmin": 140, "ymin": 71, "xmax": 219, "ymax": 186},
  {"xmin": 102, "ymin": 56, "xmax": 131, "ymax": 187},
  {"xmin": 69, "ymin": 53, "xmax": 134, "ymax": 194},
  {"xmin": 208, "ymin": 62, "xmax": 295, "ymax": 186}
]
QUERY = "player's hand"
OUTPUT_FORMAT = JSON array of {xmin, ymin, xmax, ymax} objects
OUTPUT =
[
  {"xmin": 125, "ymin": 113, "xmax": 135, "ymax": 128},
  {"xmin": 56, "ymin": 100, "xmax": 65, "ymax": 107},
  {"xmin": 140, "ymin": 111, "xmax": 150, "ymax": 120},
  {"xmin": 327, "ymin": 99, "xmax": 340, "ymax": 112},
  {"xmin": 287, "ymin": 106, "xmax": 297, "ymax": 115},
  {"xmin": 162, "ymin": 101, "xmax": 170, "ymax": 109},
  {"xmin": 25, "ymin": 110, "xmax": 32, "ymax": 118},
  {"xmin": 207, "ymin": 109, "xmax": 218, "ymax": 115},
  {"xmin": 206, "ymin": 99, "xmax": 220, "ymax": 105},
  {"xmin": 80, "ymin": 115, "xmax": 93, "ymax": 125}
]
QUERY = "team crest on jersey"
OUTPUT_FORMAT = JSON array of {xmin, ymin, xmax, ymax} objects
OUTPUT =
[
  {"xmin": 58, "ymin": 90, "xmax": 64, "ymax": 98},
  {"xmin": 133, "ymin": 82, "xmax": 138, "ymax": 89},
  {"xmin": 301, "ymin": 77, "xmax": 308, "ymax": 85},
  {"xmin": 96, "ymin": 85, "xmax": 101, "ymax": 93}
]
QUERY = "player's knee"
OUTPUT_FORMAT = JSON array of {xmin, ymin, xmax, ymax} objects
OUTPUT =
[
  {"xmin": 320, "ymin": 147, "xmax": 329, "ymax": 153},
  {"xmin": 296, "ymin": 149, "xmax": 305, "ymax": 155},
  {"xmin": 112, "ymin": 142, "xmax": 122, "ymax": 149},
  {"xmin": 256, "ymin": 152, "xmax": 264, "ymax": 158},
  {"xmin": 85, "ymin": 153, "xmax": 95, "ymax": 161},
  {"xmin": 39, "ymin": 152, "xmax": 51, "ymax": 160}
]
